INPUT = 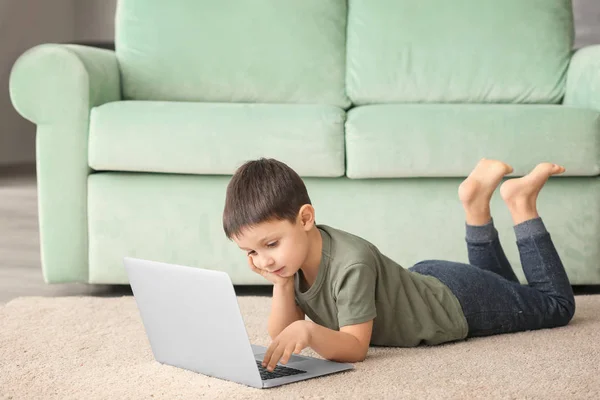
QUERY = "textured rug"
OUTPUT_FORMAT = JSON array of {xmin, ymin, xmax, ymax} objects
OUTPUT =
[{"xmin": 1, "ymin": 295, "xmax": 599, "ymax": 399}]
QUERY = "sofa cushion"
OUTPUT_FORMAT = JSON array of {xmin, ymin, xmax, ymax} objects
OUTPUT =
[
  {"xmin": 88, "ymin": 172, "xmax": 600, "ymax": 284},
  {"xmin": 88, "ymin": 101, "xmax": 346, "ymax": 177},
  {"xmin": 115, "ymin": 0, "xmax": 349, "ymax": 108},
  {"xmin": 345, "ymin": 104, "xmax": 600, "ymax": 178},
  {"xmin": 346, "ymin": 0, "xmax": 573, "ymax": 105}
]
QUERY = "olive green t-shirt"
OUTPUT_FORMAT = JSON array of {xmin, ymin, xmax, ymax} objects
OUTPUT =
[{"xmin": 294, "ymin": 225, "xmax": 469, "ymax": 347}]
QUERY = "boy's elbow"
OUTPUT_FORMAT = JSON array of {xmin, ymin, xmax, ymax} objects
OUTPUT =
[
  {"xmin": 327, "ymin": 345, "xmax": 368, "ymax": 363},
  {"xmin": 327, "ymin": 353, "xmax": 367, "ymax": 363},
  {"xmin": 349, "ymin": 337, "xmax": 369, "ymax": 362},
  {"xmin": 356, "ymin": 348, "xmax": 368, "ymax": 362},
  {"xmin": 354, "ymin": 340, "xmax": 370, "ymax": 362}
]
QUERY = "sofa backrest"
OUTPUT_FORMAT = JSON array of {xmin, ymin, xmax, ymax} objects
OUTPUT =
[
  {"xmin": 115, "ymin": 0, "xmax": 574, "ymax": 107},
  {"xmin": 346, "ymin": 0, "xmax": 574, "ymax": 105},
  {"xmin": 115, "ymin": 0, "xmax": 350, "ymax": 108}
]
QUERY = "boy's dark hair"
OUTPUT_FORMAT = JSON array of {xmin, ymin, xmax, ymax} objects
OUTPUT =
[{"xmin": 223, "ymin": 158, "xmax": 312, "ymax": 239}]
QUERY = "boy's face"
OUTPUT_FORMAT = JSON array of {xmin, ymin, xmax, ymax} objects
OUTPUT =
[{"xmin": 233, "ymin": 206, "xmax": 314, "ymax": 278}]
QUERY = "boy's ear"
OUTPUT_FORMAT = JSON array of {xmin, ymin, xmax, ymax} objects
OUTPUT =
[{"xmin": 298, "ymin": 204, "xmax": 315, "ymax": 231}]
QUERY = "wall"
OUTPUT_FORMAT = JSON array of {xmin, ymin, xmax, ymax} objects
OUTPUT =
[
  {"xmin": 1, "ymin": 0, "xmax": 599, "ymax": 165},
  {"xmin": 574, "ymin": 0, "xmax": 600, "ymax": 47},
  {"xmin": 74, "ymin": 0, "xmax": 116, "ymax": 42},
  {"xmin": 0, "ymin": 0, "xmax": 75, "ymax": 165}
]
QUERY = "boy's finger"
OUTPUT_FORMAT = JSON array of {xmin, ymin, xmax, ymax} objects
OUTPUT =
[
  {"xmin": 267, "ymin": 345, "xmax": 285, "ymax": 371},
  {"xmin": 262, "ymin": 341, "xmax": 276, "ymax": 367},
  {"xmin": 247, "ymin": 258, "xmax": 262, "ymax": 273},
  {"xmin": 252, "ymin": 265, "xmax": 267, "ymax": 277},
  {"xmin": 280, "ymin": 347, "xmax": 294, "ymax": 365}
]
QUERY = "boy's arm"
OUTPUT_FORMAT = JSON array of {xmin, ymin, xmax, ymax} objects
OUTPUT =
[
  {"xmin": 268, "ymin": 280, "xmax": 305, "ymax": 339},
  {"xmin": 262, "ymin": 319, "xmax": 373, "ymax": 370},
  {"xmin": 308, "ymin": 319, "xmax": 373, "ymax": 363}
]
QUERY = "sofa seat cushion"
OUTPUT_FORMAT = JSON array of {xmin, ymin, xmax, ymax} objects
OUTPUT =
[
  {"xmin": 345, "ymin": 104, "xmax": 600, "ymax": 178},
  {"xmin": 88, "ymin": 172, "xmax": 600, "ymax": 284},
  {"xmin": 89, "ymin": 101, "xmax": 346, "ymax": 177}
]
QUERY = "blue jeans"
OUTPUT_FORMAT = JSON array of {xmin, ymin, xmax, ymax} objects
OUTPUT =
[{"xmin": 408, "ymin": 217, "xmax": 576, "ymax": 338}]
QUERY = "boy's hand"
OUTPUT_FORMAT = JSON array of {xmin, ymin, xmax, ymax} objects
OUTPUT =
[
  {"xmin": 262, "ymin": 320, "xmax": 312, "ymax": 371},
  {"xmin": 247, "ymin": 256, "xmax": 294, "ymax": 287}
]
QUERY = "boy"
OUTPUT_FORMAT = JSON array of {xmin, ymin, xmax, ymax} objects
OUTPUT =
[{"xmin": 222, "ymin": 158, "xmax": 575, "ymax": 372}]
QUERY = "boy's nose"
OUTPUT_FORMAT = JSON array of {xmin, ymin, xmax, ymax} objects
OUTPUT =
[{"xmin": 258, "ymin": 256, "xmax": 275, "ymax": 270}]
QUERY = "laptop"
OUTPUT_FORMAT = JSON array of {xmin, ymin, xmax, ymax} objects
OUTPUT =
[{"xmin": 124, "ymin": 257, "xmax": 354, "ymax": 388}]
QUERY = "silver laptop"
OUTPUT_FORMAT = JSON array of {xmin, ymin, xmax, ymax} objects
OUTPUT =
[{"xmin": 124, "ymin": 257, "xmax": 354, "ymax": 388}]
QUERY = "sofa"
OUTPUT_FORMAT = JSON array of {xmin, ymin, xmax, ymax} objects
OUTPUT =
[{"xmin": 9, "ymin": 0, "xmax": 600, "ymax": 285}]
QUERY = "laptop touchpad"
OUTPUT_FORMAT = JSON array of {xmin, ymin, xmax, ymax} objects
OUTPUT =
[{"xmin": 255, "ymin": 353, "xmax": 304, "ymax": 364}]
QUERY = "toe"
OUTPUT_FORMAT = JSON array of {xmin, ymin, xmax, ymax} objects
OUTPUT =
[
  {"xmin": 552, "ymin": 164, "xmax": 566, "ymax": 174},
  {"xmin": 532, "ymin": 162, "xmax": 558, "ymax": 176}
]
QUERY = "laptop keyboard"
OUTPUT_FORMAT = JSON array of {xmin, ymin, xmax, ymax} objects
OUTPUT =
[{"xmin": 256, "ymin": 360, "xmax": 307, "ymax": 381}]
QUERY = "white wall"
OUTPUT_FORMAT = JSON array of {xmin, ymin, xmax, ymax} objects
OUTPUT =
[{"xmin": 1, "ymin": 0, "xmax": 599, "ymax": 166}]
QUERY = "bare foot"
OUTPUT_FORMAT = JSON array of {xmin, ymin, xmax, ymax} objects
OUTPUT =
[
  {"xmin": 500, "ymin": 163, "xmax": 566, "ymax": 225},
  {"xmin": 458, "ymin": 158, "xmax": 514, "ymax": 225}
]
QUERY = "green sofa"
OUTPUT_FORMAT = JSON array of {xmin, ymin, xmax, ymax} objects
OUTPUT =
[{"xmin": 9, "ymin": 0, "xmax": 600, "ymax": 285}]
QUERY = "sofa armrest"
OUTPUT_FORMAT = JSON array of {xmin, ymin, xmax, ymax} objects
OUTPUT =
[
  {"xmin": 564, "ymin": 45, "xmax": 600, "ymax": 111},
  {"xmin": 8, "ymin": 44, "xmax": 121, "ymax": 283},
  {"xmin": 10, "ymin": 43, "xmax": 121, "ymax": 124}
]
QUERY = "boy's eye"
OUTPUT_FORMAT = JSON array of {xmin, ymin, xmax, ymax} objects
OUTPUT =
[{"xmin": 246, "ymin": 241, "xmax": 278, "ymax": 255}]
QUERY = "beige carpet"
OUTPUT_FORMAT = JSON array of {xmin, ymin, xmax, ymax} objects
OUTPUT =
[{"xmin": 1, "ymin": 296, "xmax": 599, "ymax": 400}]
